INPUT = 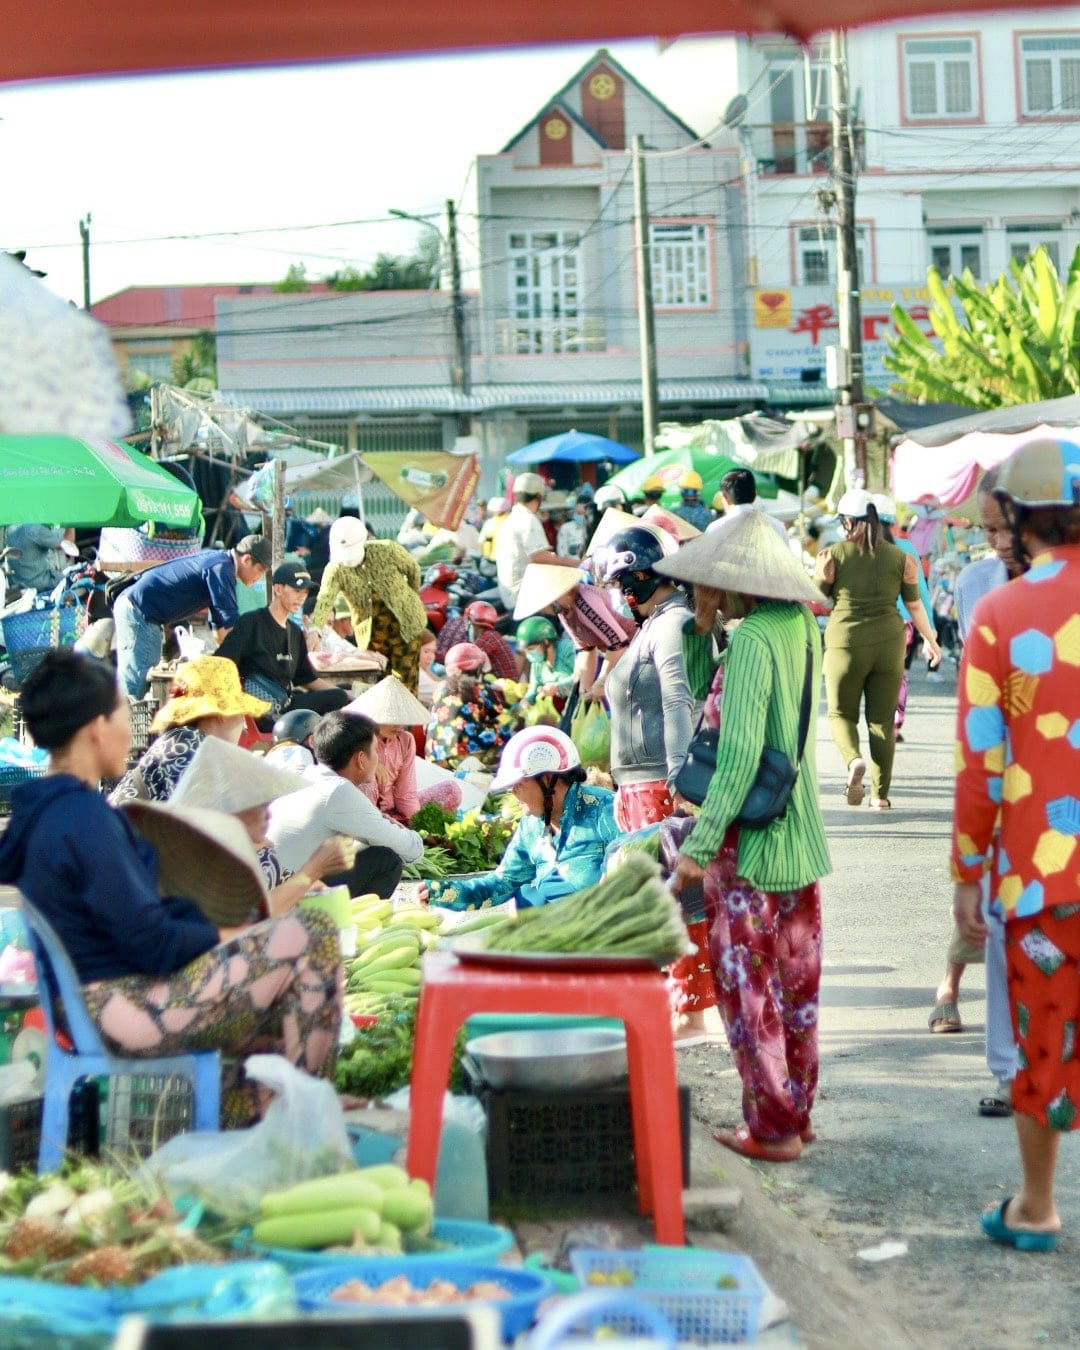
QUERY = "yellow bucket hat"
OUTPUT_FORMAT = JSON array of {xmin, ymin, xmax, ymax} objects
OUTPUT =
[{"xmin": 151, "ymin": 655, "xmax": 270, "ymax": 733}]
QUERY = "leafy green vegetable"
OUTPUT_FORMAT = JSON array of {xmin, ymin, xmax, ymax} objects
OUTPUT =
[
  {"xmin": 410, "ymin": 802, "xmax": 457, "ymax": 836},
  {"xmin": 335, "ymin": 1009, "xmax": 467, "ymax": 1098}
]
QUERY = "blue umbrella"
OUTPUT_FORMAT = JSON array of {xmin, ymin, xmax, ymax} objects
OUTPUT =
[{"xmin": 506, "ymin": 430, "xmax": 640, "ymax": 466}]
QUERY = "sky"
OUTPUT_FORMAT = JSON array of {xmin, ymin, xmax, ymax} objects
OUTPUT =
[{"xmin": 0, "ymin": 39, "xmax": 733, "ymax": 307}]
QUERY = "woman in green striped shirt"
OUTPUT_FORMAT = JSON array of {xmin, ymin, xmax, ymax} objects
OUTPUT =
[{"xmin": 656, "ymin": 512, "xmax": 831, "ymax": 1163}]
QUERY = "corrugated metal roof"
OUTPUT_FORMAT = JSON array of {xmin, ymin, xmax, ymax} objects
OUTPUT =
[
  {"xmin": 763, "ymin": 382, "xmax": 835, "ymax": 407},
  {"xmin": 220, "ymin": 378, "xmax": 770, "ymax": 416}
]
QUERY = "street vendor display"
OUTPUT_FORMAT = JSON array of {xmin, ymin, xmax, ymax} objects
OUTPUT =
[{"xmin": 0, "ymin": 649, "xmax": 343, "ymax": 1129}]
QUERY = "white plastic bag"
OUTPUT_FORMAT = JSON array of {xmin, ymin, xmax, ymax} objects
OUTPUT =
[
  {"xmin": 173, "ymin": 624, "xmax": 207, "ymax": 660},
  {"xmin": 142, "ymin": 1054, "xmax": 353, "ymax": 1216}
]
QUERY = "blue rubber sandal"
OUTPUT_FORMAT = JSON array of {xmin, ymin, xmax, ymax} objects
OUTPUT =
[{"xmin": 981, "ymin": 1198, "xmax": 1059, "ymax": 1252}]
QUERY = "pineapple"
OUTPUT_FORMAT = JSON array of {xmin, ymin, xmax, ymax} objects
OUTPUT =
[
  {"xmin": 3, "ymin": 1216, "xmax": 81, "ymax": 1262},
  {"xmin": 64, "ymin": 1244, "xmax": 134, "ymax": 1286}
]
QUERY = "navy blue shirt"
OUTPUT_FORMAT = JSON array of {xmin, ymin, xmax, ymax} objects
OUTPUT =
[
  {"xmin": 0, "ymin": 776, "xmax": 218, "ymax": 983},
  {"xmin": 128, "ymin": 549, "xmax": 240, "ymax": 629}
]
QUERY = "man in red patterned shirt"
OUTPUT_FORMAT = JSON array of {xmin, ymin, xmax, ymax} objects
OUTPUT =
[
  {"xmin": 435, "ymin": 601, "xmax": 519, "ymax": 680},
  {"xmin": 951, "ymin": 437, "xmax": 1080, "ymax": 1254}
]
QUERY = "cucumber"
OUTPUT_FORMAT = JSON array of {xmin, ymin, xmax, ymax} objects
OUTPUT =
[
  {"xmin": 259, "ymin": 1172, "xmax": 385, "ymax": 1218},
  {"xmin": 253, "ymin": 1205, "xmax": 381, "ymax": 1249}
]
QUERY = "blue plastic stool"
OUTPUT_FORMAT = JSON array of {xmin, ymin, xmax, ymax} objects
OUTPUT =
[{"xmin": 19, "ymin": 897, "xmax": 221, "ymax": 1173}]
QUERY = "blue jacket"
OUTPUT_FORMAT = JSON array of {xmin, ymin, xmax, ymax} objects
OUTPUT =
[
  {"xmin": 127, "ymin": 549, "xmax": 239, "ymax": 629},
  {"xmin": 429, "ymin": 782, "xmax": 618, "ymax": 910},
  {"xmin": 0, "ymin": 775, "xmax": 218, "ymax": 983}
]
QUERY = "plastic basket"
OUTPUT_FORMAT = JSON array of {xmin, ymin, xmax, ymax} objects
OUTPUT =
[
  {"xmin": 293, "ymin": 1257, "xmax": 554, "ymax": 1340},
  {"xmin": 0, "ymin": 763, "xmax": 46, "ymax": 813},
  {"xmin": 247, "ymin": 1217, "xmax": 514, "ymax": 1272},
  {"xmin": 2, "ymin": 600, "xmax": 87, "ymax": 688},
  {"xmin": 568, "ymin": 1247, "xmax": 768, "ymax": 1345},
  {"xmin": 103, "ymin": 1073, "xmax": 194, "ymax": 1158},
  {"xmin": 0, "ymin": 1084, "xmax": 100, "ymax": 1171},
  {"xmin": 97, "ymin": 528, "xmax": 203, "ymax": 565}
]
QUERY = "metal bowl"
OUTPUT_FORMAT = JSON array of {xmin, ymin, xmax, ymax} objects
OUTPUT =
[{"xmin": 463, "ymin": 1027, "xmax": 628, "ymax": 1091}]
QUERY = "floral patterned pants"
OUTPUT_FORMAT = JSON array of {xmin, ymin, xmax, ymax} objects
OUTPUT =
[
  {"xmin": 82, "ymin": 908, "xmax": 343, "ymax": 1127},
  {"xmin": 614, "ymin": 781, "xmax": 716, "ymax": 1014},
  {"xmin": 705, "ymin": 827, "xmax": 822, "ymax": 1141}
]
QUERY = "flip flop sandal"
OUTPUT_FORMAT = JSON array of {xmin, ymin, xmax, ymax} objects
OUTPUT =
[
  {"xmin": 978, "ymin": 1094, "xmax": 1013, "ymax": 1117},
  {"xmin": 928, "ymin": 999, "xmax": 963, "ymax": 1033},
  {"xmin": 714, "ymin": 1124, "xmax": 802, "ymax": 1162},
  {"xmin": 981, "ymin": 1198, "xmax": 1059, "ymax": 1251},
  {"xmin": 844, "ymin": 758, "xmax": 867, "ymax": 806}
]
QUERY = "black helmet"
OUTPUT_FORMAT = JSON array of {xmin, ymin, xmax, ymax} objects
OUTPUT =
[
  {"xmin": 595, "ymin": 526, "xmax": 667, "ymax": 585},
  {"xmin": 272, "ymin": 708, "xmax": 321, "ymax": 746}
]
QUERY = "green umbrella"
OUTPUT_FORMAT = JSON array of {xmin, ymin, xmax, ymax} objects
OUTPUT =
[
  {"xmin": 605, "ymin": 446, "xmax": 778, "ymax": 508},
  {"xmin": 0, "ymin": 435, "xmax": 199, "ymax": 528}
]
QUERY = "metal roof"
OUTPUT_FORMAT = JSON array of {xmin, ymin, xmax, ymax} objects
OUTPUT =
[
  {"xmin": 762, "ymin": 382, "xmax": 835, "ymax": 407},
  {"xmin": 221, "ymin": 378, "xmax": 770, "ymax": 416}
]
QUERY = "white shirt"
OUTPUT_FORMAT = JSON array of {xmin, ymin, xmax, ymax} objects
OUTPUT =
[
  {"xmin": 267, "ymin": 763, "xmax": 424, "ymax": 873},
  {"xmin": 495, "ymin": 502, "xmax": 548, "ymax": 609},
  {"xmin": 707, "ymin": 501, "xmax": 789, "ymax": 544}
]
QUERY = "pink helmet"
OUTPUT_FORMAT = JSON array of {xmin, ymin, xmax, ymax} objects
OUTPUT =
[
  {"xmin": 490, "ymin": 727, "xmax": 581, "ymax": 793},
  {"xmin": 445, "ymin": 641, "xmax": 489, "ymax": 675}
]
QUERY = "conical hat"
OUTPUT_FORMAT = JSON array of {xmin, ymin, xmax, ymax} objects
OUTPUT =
[
  {"xmin": 642, "ymin": 504, "xmax": 701, "ymax": 542},
  {"xmin": 344, "ymin": 674, "xmax": 430, "ymax": 726},
  {"xmin": 654, "ymin": 508, "xmax": 825, "ymax": 606},
  {"xmin": 584, "ymin": 508, "xmax": 675, "ymax": 559},
  {"xmin": 513, "ymin": 564, "xmax": 581, "ymax": 620},
  {"xmin": 169, "ymin": 736, "xmax": 307, "ymax": 814},
  {"xmin": 121, "ymin": 800, "xmax": 269, "ymax": 928}
]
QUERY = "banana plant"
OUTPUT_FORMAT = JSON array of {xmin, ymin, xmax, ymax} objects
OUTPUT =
[{"xmin": 884, "ymin": 245, "xmax": 1080, "ymax": 407}]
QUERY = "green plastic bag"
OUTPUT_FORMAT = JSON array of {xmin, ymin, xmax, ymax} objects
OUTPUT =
[
  {"xmin": 572, "ymin": 700, "xmax": 610, "ymax": 769},
  {"xmin": 525, "ymin": 695, "xmax": 560, "ymax": 726}
]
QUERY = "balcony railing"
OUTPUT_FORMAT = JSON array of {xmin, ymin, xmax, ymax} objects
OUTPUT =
[
  {"xmin": 744, "ymin": 121, "xmax": 866, "ymax": 177},
  {"xmin": 495, "ymin": 315, "xmax": 606, "ymax": 355}
]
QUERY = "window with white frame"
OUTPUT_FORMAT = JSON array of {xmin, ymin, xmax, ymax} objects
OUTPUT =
[
  {"xmin": 649, "ymin": 222, "xmax": 711, "ymax": 308},
  {"xmin": 1020, "ymin": 35, "xmax": 1080, "ymax": 115},
  {"xmin": 797, "ymin": 226, "xmax": 867, "ymax": 285},
  {"xmin": 902, "ymin": 37, "xmax": 977, "ymax": 119},
  {"xmin": 507, "ymin": 230, "xmax": 584, "ymax": 353},
  {"xmin": 927, "ymin": 227, "xmax": 984, "ymax": 279},
  {"xmin": 1006, "ymin": 224, "xmax": 1062, "ymax": 272},
  {"xmin": 762, "ymin": 41, "xmax": 832, "ymax": 174}
]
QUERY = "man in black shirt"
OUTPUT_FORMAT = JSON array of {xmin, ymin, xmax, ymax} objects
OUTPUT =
[{"xmin": 216, "ymin": 561, "xmax": 350, "ymax": 725}]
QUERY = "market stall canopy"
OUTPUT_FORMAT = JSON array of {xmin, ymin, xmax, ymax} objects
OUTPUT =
[
  {"xmin": 605, "ymin": 447, "xmax": 745, "ymax": 507},
  {"xmin": 3, "ymin": 0, "xmax": 1076, "ymax": 82},
  {"xmin": 506, "ymin": 430, "xmax": 639, "ymax": 467},
  {"xmin": 0, "ymin": 435, "xmax": 200, "ymax": 529},
  {"xmin": 891, "ymin": 395, "xmax": 1080, "ymax": 506},
  {"xmin": 657, "ymin": 413, "xmax": 818, "ymax": 481},
  {"xmin": 875, "ymin": 397, "xmax": 973, "ymax": 435}
]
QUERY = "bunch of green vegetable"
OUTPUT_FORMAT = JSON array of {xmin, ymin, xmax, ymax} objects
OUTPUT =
[
  {"xmin": 335, "ymin": 1008, "xmax": 467, "ymax": 1099},
  {"xmin": 477, "ymin": 855, "xmax": 688, "ymax": 961},
  {"xmin": 405, "ymin": 805, "xmax": 513, "ymax": 877}
]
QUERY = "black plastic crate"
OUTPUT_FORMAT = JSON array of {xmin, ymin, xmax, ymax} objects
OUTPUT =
[
  {"xmin": 103, "ymin": 1073, "xmax": 196, "ymax": 1159},
  {"xmin": 0, "ymin": 1081, "xmax": 100, "ymax": 1171},
  {"xmin": 465, "ymin": 1066, "xmax": 690, "ymax": 1203}
]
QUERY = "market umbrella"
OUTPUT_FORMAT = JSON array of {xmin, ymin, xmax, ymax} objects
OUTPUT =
[
  {"xmin": 0, "ymin": 435, "xmax": 200, "ymax": 528},
  {"xmin": 891, "ymin": 395, "xmax": 1080, "ymax": 506},
  {"xmin": 605, "ymin": 447, "xmax": 759, "ymax": 508},
  {"xmin": 506, "ymin": 430, "xmax": 640, "ymax": 467}
]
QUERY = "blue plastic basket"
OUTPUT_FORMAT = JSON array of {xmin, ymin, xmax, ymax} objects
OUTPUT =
[
  {"xmin": 2, "ymin": 598, "xmax": 86, "ymax": 688},
  {"xmin": 569, "ymin": 1247, "xmax": 768, "ymax": 1345},
  {"xmin": 293, "ymin": 1257, "xmax": 553, "ymax": 1340},
  {"xmin": 248, "ymin": 1218, "xmax": 514, "ymax": 1272}
]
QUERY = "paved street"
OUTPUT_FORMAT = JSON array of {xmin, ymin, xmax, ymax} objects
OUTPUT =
[{"xmin": 681, "ymin": 658, "xmax": 1079, "ymax": 1347}]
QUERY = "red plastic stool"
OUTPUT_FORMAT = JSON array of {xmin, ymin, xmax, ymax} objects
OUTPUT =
[{"xmin": 406, "ymin": 951, "xmax": 685, "ymax": 1245}]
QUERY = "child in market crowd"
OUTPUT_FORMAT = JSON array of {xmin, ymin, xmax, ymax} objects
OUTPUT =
[
  {"xmin": 516, "ymin": 616, "xmax": 575, "ymax": 706},
  {"xmin": 417, "ymin": 628, "xmax": 440, "ymax": 708},
  {"xmin": 346, "ymin": 675, "xmax": 462, "ymax": 823}
]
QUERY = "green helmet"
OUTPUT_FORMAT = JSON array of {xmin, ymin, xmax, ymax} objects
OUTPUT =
[{"xmin": 516, "ymin": 616, "xmax": 558, "ymax": 644}]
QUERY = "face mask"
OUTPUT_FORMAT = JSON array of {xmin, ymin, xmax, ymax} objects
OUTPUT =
[
  {"xmin": 620, "ymin": 571, "xmax": 663, "ymax": 609},
  {"xmin": 525, "ymin": 646, "xmax": 545, "ymax": 665}
]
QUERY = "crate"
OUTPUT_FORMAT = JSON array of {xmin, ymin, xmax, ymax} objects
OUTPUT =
[
  {"xmin": 464, "ymin": 1065, "xmax": 690, "ymax": 1203},
  {"xmin": 0, "ymin": 1082, "xmax": 101, "ymax": 1172},
  {"xmin": 102, "ymin": 1073, "xmax": 196, "ymax": 1159},
  {"xmin": 568, "ymin": 1247, "xmax": 768, "ymax": 1345},
  {"xmin": 0, "ymin": 762, "xmax": 46, "ymax": 814}
]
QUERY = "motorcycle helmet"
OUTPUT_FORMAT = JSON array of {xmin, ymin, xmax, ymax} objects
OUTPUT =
[
  {"xmin": 836, "ymin": 488, "xmax": 874, "ymax": 520},
  {"xmin": 594, "ymin": 484, "xmax": 626, "ymax": 511},
  {"xmin": 516, "ymin": 616, "xmax": 558, "ymax": 645},
  {"xmin": 490, "ymin": 726, "xmax": 581, "ymax": 793},
  {"xmin": 422, "ymin": 562, "xmax": 458, "ymax": 589},
  {"xmin": 642, "ymin": 475, "xmax": 665, "ymax": 499},
  {"xmin": 445, "ymin": 642, "xmax": 489, "ymax": 675},
  {"xmin": 679, "ymin": 470, "xmax": 703, "ymax": 494},
  {"xmin": 595, "ymin": 525, "xmax": 669, "ymax": 609},
  {"xmin": 272, "ymin": 708, "xmax": 322, "ymax": 747},
  {"xmin": 994, "ymin": 437, "xmax": 1080, "ymax": 508},
  {"xmin": 465, "ymin": 600, "xmax": 499, "ymax": 629}
]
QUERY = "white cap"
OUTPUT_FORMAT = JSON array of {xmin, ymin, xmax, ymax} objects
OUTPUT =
[
  {"xmin": 513, "ymin": 472, "xmax": 547, "ymax": 498},
  {"xmin": 329, "ymin": 516, "xmax": 367, "ymax": 565},
  {"xmin": 836, "ymin": 488, "xmax": 874, "ymax": 519}
]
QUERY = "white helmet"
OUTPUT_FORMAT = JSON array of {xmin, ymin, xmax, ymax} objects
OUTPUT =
[
  {"xmin": 836, "ymin": 488, "xmax": 874, "ymax": 520},
  {"xmin": 329, "ymin": 516, "xmax": 367, "ymax": 565},
  {"xmin": 594, "ymin": 484, "xmax": 626, "ymax": 511},
  {"xmin": 871, "ymin": 492, "xmax": 897, "ymax": 523},
  {"xmin": 490, "ymin": 726, "xmax": 581, "ymax": 793}
]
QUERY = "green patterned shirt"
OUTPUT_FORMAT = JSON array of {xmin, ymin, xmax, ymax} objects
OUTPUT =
[{"xmin": 680, "ymin": 603, "xmax": 831, "ymax": 891}]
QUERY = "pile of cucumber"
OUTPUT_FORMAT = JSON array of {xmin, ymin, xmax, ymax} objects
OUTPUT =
[
  {"xmin": 345, "ymin": 894, "xmax": 442, "ymax": 1020},
  {"xmin": 252, "ymin": 1164, "xmax": 433, "ymax": 1254}
]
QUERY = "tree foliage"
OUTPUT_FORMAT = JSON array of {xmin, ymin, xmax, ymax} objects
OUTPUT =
[
  {"xmin": 884, "ymin": 245, "xmax": 1080, "ymax": 408},
  {"xmin": 274, "ymin": 262, "xmax": 311, "ymax": 293},
  {"xmin": 171, "ymin": 330, "xmax": 217, "ymax": 389},
  {"xmin": 325, "ymin": 236, "xmax": 440, "ymax": 292}
]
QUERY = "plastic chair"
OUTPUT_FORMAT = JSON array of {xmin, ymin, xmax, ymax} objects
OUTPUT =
[
  {"xmin": 406, "ymin": 950, "xmax": 686, "ymax": 1245},
  {"xmin": 18, "ymin": 896, "xmax": 221, "ymax": 1173}
]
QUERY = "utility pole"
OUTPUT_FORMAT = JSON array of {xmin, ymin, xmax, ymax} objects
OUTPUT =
[
  {"xmin": 632, "ymin": 135, "xmax": 660, "ymax": 457},
  {"xmin": 79, "ymin": 212, "xmax": 92, "ymax": 309},
  {"xmin": 829, "ymin": 30, "xmax": 867, "ymax": 489},
  {"xmin": 445, "ymin": 198, "xmax": 470, "ymax": 397}
]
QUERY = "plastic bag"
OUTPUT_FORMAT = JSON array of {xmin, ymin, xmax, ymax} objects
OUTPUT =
[
  {"xmin": 571, "ymin": 701, "xmax": 610, "ymax": 769},
  {"xmin": 524, "ymin": 695, "xmax": 560, "ymax": 726},
  {"xmin": 172, "ymin": 624, "xmax": 207, "ymax": 660},
  {"xmin": 142, "ymin": 1054, "xmax": 353, "ymax": 1216}
]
